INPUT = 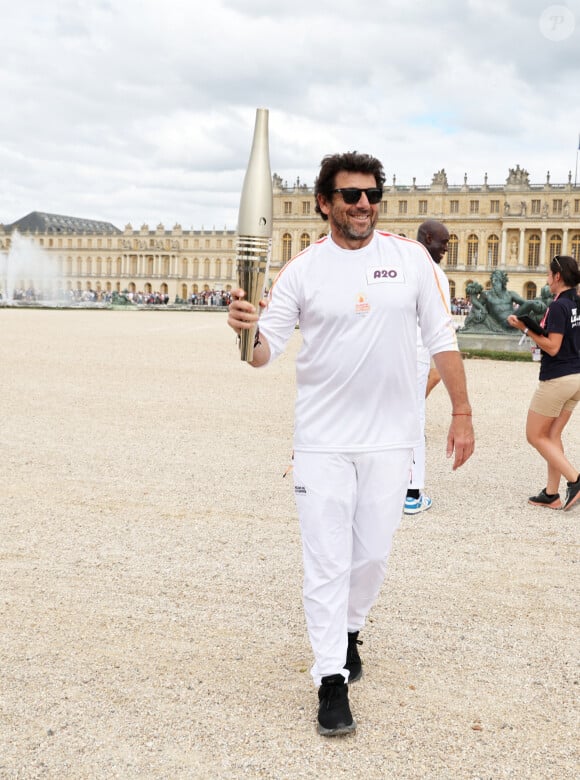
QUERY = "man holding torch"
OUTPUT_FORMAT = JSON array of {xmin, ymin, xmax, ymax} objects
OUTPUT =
[{"xmin": 228, "ymin": 151, "xmax": 474, "ymax": 736}]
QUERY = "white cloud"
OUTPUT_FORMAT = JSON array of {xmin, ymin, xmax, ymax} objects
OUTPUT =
[{"xmin": 1, "ymin": 0, "xmax": 579, "ymax": 229}]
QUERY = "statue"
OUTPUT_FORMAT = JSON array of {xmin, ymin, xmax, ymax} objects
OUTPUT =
[
  {"xmin": 431, "ymin": 169, "xmax": 448, "ymax": 187},
  {"xmin": 462, "ymin": 269, "xmax": 526, "ymax": 333},
  {"xmin": 111, "ymin": 291, "xmax": 134, "ymax": 306},
  {"xmin": 514, "ymin": 285, "xmax": 554, "ymax": 324},
  {"xmin": 506, "ymin": 165, "xmax": 530, "ymax": 187}
]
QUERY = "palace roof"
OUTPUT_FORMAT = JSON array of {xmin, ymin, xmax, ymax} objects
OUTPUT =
[{"xmin": 1, "ymin": 211, "xmax": 121, "ymax": 234}]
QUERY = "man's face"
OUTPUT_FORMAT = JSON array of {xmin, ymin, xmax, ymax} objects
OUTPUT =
[
  {"xmin": 427, "ymin": 230, "xmax": 449, "ymax": 263},
  {"xmin": 317, "ymin": 171, "xmax": 379, "ymax": 249}
]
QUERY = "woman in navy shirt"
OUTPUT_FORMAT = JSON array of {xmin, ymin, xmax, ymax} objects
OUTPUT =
[{"xmin": 508, "ymin": 255, "xmax": 580, "ymax": 511}]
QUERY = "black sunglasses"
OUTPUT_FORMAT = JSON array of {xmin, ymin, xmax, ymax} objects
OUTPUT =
[
  {"xmin": 332, "ymin": 187, "xmax": 383, "ymax": 205},
  {"xmin": 552, "ymin": 255, "xmax": 562, "ymax": 271}
]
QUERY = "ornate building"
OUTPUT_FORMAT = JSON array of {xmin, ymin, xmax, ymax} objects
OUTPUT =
[
  {"xmin": 272, "ymin": 166, "xmax": 580, "ymax": 302},
  {"xmin": 1, "ymin": 165, "xmax": 579, "ymax": 302}
]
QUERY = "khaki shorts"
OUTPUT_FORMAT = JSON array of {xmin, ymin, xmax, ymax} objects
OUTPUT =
[{"xmin": 529, "ymin": 373, "xmax": 580, "ymax": 417}]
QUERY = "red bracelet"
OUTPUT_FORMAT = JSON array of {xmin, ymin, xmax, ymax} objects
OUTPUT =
[{"xmin": 452, "ymin": 412, "xmax": 472, "ymax": 416}]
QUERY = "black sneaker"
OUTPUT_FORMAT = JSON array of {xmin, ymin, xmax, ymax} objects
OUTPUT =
[
  {"xmin": 344, "ymin": 631, "xmax": 363, "ymax": 682},
  {"xmin": 563, "ymin": 475, "xmax": 580, "ymax": 511},
  {"xmin": 528, "ymin": 488, "xmax": 562, "ymax": 509},
  {"xmin": 317, "ymin": 674, "xmax": 356, "ymax": 736}
]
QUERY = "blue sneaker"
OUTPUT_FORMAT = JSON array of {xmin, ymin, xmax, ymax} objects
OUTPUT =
[{"xmin": 404, "ymin": 493, "xmax": 433, "ymax": 515}]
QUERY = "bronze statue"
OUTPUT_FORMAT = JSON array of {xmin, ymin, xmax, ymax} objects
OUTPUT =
[{"xmin": 462, "ymin": 269, "xmax": 528, "ymax": 333}]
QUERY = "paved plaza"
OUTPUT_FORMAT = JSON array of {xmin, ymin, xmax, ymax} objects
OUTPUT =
[{"xmin": 0, "ymin": 309, "xmax": 577, "ymax": 779}]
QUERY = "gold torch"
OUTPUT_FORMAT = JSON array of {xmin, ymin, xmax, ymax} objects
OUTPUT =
[{"xmin": 236, "ymin": 108, "xmax": 273, "ymax": 361}]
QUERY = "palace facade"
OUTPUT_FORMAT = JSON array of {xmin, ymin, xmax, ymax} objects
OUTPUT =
[{"xmin": 1, "ymin": 165, "xmax": 579, "ymax": 302}]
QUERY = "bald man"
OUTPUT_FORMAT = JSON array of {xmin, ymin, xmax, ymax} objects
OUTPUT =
[{"xmin": 404, "ymin": 220, "xmax": 451, "ymax": 514}]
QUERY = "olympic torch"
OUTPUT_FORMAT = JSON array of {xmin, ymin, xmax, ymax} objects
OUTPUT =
[{"xmin": 236, "ymin": 108, "xmax": 273, "ymax": 361}]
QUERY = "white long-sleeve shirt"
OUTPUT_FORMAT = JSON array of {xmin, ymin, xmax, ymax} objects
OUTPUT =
[
  {"xmin": 417, "ymin": 260, "xmax": 451, "ymax": 364},
  {"xmin": 259, "ymin": 230, "xmax": 457, "ymax": 453}
]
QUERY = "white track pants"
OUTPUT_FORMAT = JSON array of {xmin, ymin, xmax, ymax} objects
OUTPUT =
[
  {"xmin": 408, "ymin": 360, "xmax": 430, "ymax": 490},
  {"xmin": 293, "ymin": 448, "xmax": 413, "ymax": 685}
]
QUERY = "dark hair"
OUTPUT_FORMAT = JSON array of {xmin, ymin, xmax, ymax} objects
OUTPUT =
[
  {"xmin": 550, "ymin": 255, "xmax": 580, "ymax": 288},
  {"xmin": 314, "ymin": 151, "xmax": 386, "ymax": 221}
]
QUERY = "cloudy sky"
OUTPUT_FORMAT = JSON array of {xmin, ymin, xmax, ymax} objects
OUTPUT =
[{"xmin": 1, "ymin": 0, "xmax": 579, "ymax": 231}]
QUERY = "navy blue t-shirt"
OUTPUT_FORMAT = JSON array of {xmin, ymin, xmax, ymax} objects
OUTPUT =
[{"xmin": 540, "ymin": 288, "xmax": 580, "ymax": 380}]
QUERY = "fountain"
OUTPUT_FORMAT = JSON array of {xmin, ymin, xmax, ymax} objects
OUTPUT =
[{"xmin": 0, "ymin": 232, "xmax": 64, "ymax": 305}]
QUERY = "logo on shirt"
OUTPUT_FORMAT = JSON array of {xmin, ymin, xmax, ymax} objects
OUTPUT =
[
  {"xmin": 571, "ymin": 307, "xmax": 579, "ymax": 328},
  {"xmin": 294, "ymin": 485, "xmax": 307, "ymax": 495},
  {"xmin": 366, "ymin": 262, "xmax": 405, "ymax": 284},
  {"xmin": 355, "ymin": 294, "xmax": 371, "ymax": 315}
]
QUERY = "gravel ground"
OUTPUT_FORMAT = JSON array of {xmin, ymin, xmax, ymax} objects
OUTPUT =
[{"xmin": 0, "ymin": 309, "xmax": 578, "ymax": 780}]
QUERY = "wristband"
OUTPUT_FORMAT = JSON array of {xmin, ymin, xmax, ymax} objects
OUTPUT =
[{"xmin": 451, "ymin": 412, "xmax": 472, "ymax": 416}]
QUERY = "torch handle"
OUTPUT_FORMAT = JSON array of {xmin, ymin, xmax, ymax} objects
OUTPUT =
[{"xmin": 236, "ymin": 234, "xmax": 271, "ymax": 362}]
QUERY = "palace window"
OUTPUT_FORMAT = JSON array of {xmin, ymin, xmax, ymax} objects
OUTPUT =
[
  {"xmin": 549, "ymin": 234, "xmax": 562, "ymax": 259},
  {"xmin": 448, "ymin": 279, "xmax": 456, "ymax": 299},
  {"xmin": 379, "ymin": 201, "xmax": 388, "ymax": 214},
  {"xmin": 466, "ymin": 234, "xmax": 479, "ymax": 266},
  {"xmin": 302, "ymin": 201, "xmax": 311, "ymax": 215},
  {"xmin": 574, "ymin": 199, "xmax": 580, "ymax": 214},
  {"xmin": 552, "ymin": 199, "xmax": 563, "ymax": 215},
  {"xmin": 527, "ymin": 234, "xmax": 540, "ymax": 267},
  {"xmin": 570, "ymin": 234, "xmax": 580, "ymax": 260},
  {"xmin": 490, "ymin": 200, "xmax": 500, "ymax": 214},
  {"xmin": 531, "ymin": 199, "xmax": 541, "ymax": 215},
  {"xmin": 487, "ymin": 234, "xmax": 499, "ymax": 266},
  {"xmin": 446, "ymin": 234, "xmax": 458, "ymax": 267},
  {"xmin": 282, "ymin": 233, "xmax": 292, "ymax": 263},
  {"xmin": 398, "ymin": 200, "xmax": 407, "ymax": 214},
  {"xmin": 418, "ymin": 200, "xmax": 427, "ymax": 215},
  {"xmin": 300, "ymin": 233, "xmax": 310, "ymax": 251},
  {"xmin": 284, "ymin": 201, "xmax": 292, "ymax": 215},
  {"xmin": 524, "ymin": 282, "xmax": 537, "ymax": 301},
  {"xmin": 469, "ymin": 200, "xmax": 479, "ymax": 214},
  {"xmin": 449, "ymin": 200, "xmax": 459, "ymax": 214}
]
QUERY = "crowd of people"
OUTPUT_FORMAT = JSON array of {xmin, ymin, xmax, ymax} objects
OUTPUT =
[
  {"xmin": 450, "ymin": 296, "xmax": 471, "ymax": 315},
  {"xmin": 2, "ymin": 287, "xmax": 235, "ymax": 306}
]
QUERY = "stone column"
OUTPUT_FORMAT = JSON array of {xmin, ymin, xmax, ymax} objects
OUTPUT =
[
  {"xmin": 562, "ymin": 228, "xmax": 569, "ymax": 255},
  {"xmin": 518, "ymin": 228, "xmax": 525, "ymax": 267},
  {"xmin": 500, "ymin": 228, "xmax": 507, "ymax": 267},
  {"xmin": 540, "ymin": 228, "xmax": 547, "ymax": 266}
]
